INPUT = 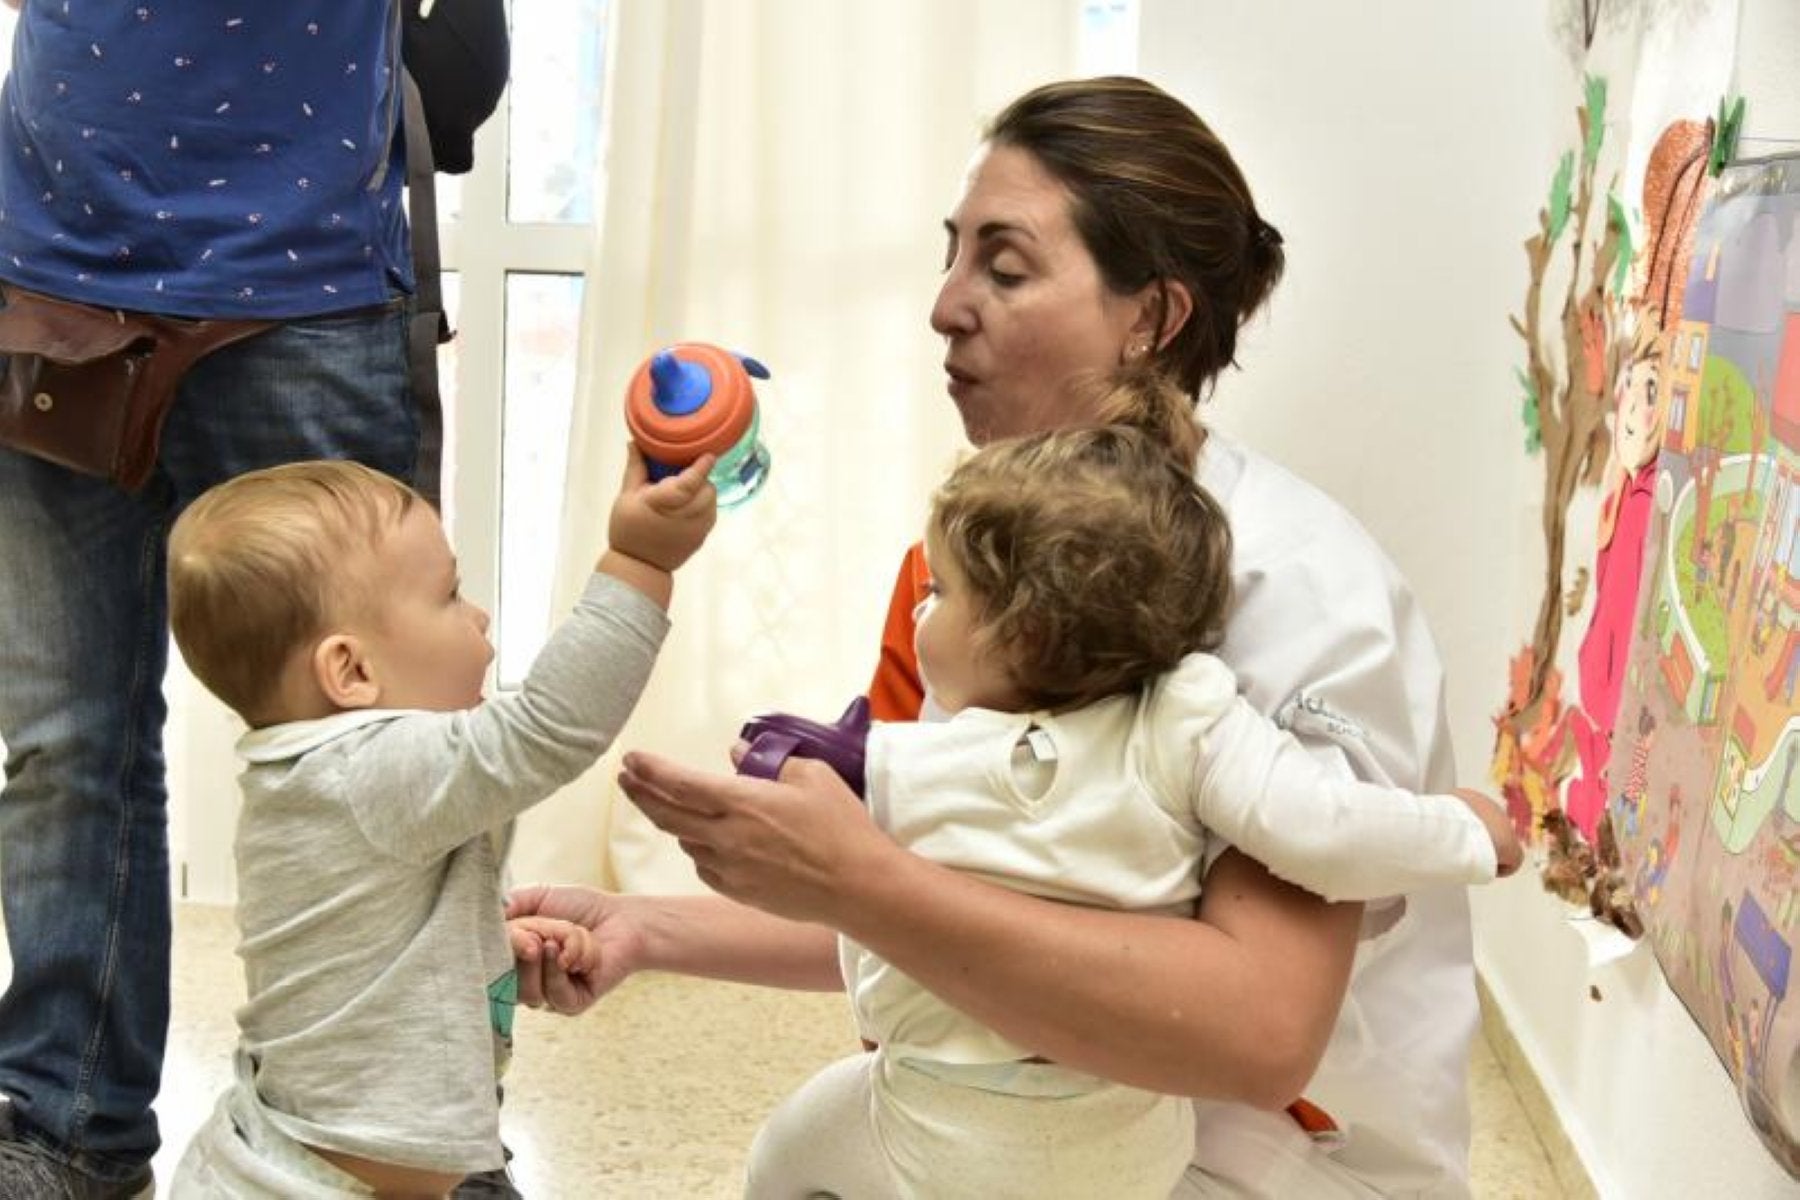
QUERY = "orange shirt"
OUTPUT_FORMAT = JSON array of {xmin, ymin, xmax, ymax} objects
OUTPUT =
[{"xmin": 867, "ymin": 542, "xmax": 930, "ymax": 722}]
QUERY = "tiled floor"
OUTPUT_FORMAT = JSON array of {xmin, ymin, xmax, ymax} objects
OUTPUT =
[{"xmin": 12, "ymin": 903, "xmax": 1574, "ymax": 1196}]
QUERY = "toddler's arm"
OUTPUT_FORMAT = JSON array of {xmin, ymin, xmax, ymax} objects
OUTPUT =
[
  {"xmin": 1182, "ymin": 692, "xmax": 1515, "ymax": 901},
  {"xmin": 341, "ymin": 447, "xmax": 717, "ymax": 860}
]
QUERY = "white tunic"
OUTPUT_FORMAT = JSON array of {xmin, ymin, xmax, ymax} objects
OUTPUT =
[
  {"xmin": 1193, "ymin": 432, "xmax": 1475, "ymax": 1198},
  {"xmin": 851, "ymin": 653, "xmax": 1494, "ymax": 1070},
  {"xmin": 850, "ymin": 625, "xmax": 1491, "ymax": 1195}
]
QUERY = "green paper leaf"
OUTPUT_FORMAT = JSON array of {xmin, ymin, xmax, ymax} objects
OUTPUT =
[
  {"xmin": 1608, "ymin": 193, "xmax": 1634, "ymax": 293},
  {"xmin": 1583, "ymin": 75, "xmax": 1608, "ymax": 166},
  {"xmin": 1710, "ymin": 94, "xmax": 1746, "ymax": 176},
  {"xmin": 1517, "ymin": 367, "xmax": 1543, "ymax": 454},
  {"xmin": 1548, "ymin": 151, "xmax": 1574, "ymax": 244}
]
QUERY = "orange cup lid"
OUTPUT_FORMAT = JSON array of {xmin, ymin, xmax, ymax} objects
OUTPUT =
[{"xmin": 624, "ymin": 342, "xmax": 757, "ymax": 465}]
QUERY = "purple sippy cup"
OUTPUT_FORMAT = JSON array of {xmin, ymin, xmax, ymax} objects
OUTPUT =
[{"xmin": 737, "ymin": 696, "xmax": 872, "ymax": 798}]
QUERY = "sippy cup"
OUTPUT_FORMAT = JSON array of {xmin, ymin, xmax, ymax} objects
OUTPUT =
[
  {"xmin": 737, "ymin": 696, "xmax": 872, "ymax": 798},
  {"xmin": 624, "ymin": 342, "xmax": 772, "ymax": 508}
]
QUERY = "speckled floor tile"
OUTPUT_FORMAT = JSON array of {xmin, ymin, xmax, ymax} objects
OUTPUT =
[
  {"xmin": 1476, "ymin": 978, "xmax": 1598, "ymax": 1200},
  {"xmin": 497, "ymin": 972, "xmax": 854, "ymax": 1197},
  {"xmin": 1469, "ymin": 1024, "xmax": 1569, "ymax": 1198},
  {"xmin": 0, "ymin": 904, "xmax": 1581, "ymax": 1197},
  {"xmin": 150, "ymin": 904, "xmax": 852, "ymax": 1197}
]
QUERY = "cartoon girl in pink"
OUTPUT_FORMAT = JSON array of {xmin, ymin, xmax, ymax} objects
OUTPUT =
[
  {"xmin": 1568, "ymin": 327, "xmax": 1666, "ymax": 840},
  {"xmin": 1560, "ymin": 118, "xmax": 1713, "ymax": 846}
]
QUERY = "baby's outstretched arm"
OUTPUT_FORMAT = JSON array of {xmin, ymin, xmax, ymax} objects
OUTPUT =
[
  {"xmin": 334, "ymin": 444, "xmax": 712, "ymax": 865},
  {"xmin": 1173, "ymin": 682, "xmax": 1518, "ymax": 900}
]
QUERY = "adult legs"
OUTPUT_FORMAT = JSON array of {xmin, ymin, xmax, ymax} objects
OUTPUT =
[
  {"xmin": 0, "ymin": 304, "xmax": 417, "ymax": 1186},
  {"xmin": 0, "ymin": 454, "xmax": 177, "ymax": 1186}
]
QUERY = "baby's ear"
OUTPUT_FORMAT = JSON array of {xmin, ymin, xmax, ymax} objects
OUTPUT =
[{"xmin": 312, "ymin": 634, "xmax": 380, "ymax": 710}]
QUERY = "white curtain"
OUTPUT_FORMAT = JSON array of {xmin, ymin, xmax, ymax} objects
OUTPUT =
[{"xmin": 507, "ymin": 0, "xmax": 1076, "ymax": 891}]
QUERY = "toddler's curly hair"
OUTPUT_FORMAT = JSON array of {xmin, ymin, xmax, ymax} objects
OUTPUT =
[{"xmin": 929, "ymin": 367, "xmax": 1232, "ymax": 711}]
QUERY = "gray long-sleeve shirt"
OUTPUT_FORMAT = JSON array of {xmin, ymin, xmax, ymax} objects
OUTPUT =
[{"xmin": 228, "ymin": 572, "xmax": 668, "ymax": 1174}]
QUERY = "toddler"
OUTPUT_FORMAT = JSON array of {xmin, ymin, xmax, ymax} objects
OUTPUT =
[
  {"xmin": 167, "ymin": 450, "xmax": 714, "ymax": 1197},
  {"xmin": 686, "ymin": 372, "xmax": 1520, "ymax": 1199}
]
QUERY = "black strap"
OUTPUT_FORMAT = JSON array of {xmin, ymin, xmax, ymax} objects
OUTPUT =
[{"xmin": 401, "ymin": 65, "xmax": 449, "ymax": 507}]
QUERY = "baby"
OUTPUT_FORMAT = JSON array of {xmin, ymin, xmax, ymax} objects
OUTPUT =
[
  {"xmin": 709, "ymin": 372, "xmax": 1520, "ymax": 1198},
  {"xmin": 167, "ymin": 450, "xmax": 713, "ymax": 1197}
]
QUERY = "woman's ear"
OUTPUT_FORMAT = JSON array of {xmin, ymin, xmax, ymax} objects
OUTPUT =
[
  {"xmin": 313, "ymin": 634, "xmax": 381, "ymax": 710},
  {"xmin": 1139, "ymin": 279, "xmax": 1195, "ymax": 350}
]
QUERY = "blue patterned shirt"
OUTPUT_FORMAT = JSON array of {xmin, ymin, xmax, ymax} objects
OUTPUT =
[{"xmin": 0, "ymin": 3, "xmax": 411, "ymax": 318}]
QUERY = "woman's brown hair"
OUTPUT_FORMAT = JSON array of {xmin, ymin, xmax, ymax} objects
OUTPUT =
[{"xmin": 986, "ymin": 75, "xmax": 1284, "ymax": 398}]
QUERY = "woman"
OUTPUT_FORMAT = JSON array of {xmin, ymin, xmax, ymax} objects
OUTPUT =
[{"xmin": 512, "ymin": 76, "xmax": 1477, "ymax": 1198}]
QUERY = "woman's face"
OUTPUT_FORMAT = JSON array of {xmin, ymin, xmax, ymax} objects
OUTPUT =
[{"xmin": 931, "ymin": 142, "xmax": 1154, "ymax": 445}]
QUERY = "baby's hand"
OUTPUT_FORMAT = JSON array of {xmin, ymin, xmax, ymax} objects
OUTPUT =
[
  {"xmin": 1454, "ymin": 788, "xmax": 1523, "ymax": 878},
  {"xmin": 507, "ymin": 914, "xmax": 600, "ymax": 977},
  {"xmin": 609, "ymin": 444, "xmax": 718, "ymax": 573}
]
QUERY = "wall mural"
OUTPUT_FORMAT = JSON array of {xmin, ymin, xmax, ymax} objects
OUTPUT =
[
  {"xmin": 1491, "ymin": 1, "xmax": 1736, "ymax": 910},
  {"xmin": 1490, "ymin": 1, "xmax": 1799, "ymax": 1172},
  {"xmin": 1606, "ymin": 155, "xmax": 1800, "ymax": 1173}
]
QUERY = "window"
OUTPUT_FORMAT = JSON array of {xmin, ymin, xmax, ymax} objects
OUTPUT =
[
  {"xmin": 439, "ymin": 0, "xmax": 611, "ymax": 686},
  {"xmin": 1078, "ymin": 0, "xmax": 1139, "ymax": 74}
]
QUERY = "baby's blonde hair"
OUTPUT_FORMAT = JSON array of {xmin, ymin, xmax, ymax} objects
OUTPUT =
[
  {"xmin": 168, "ymin": 460, "xmax": 419, "ymax": 722},
  {"xmin": 929, "ymin": 368, "xmax": 1230, "ymax": 711}
]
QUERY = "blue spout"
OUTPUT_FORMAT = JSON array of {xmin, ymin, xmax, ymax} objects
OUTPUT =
[{"xmin": 649, "ymin": 349, "xmax": 715, "ymax": 416}]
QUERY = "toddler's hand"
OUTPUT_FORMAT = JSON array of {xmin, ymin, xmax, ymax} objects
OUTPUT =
[
  {"xmin": 1454, "ymin": 788, "xmax": 1522, "ymax": 878},
  {"xmin": 609, "ymin": 444, "xmax": 718, "ymax": 573},
  {"xmin": 507, "ymin": 914, "xmax": 600, "ymax": 977}
]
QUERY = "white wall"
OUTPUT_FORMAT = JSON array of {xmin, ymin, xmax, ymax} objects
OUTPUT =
[{"xmin": 1141, "ymin": 0, "xmax": 1795, "ymax": 1195}]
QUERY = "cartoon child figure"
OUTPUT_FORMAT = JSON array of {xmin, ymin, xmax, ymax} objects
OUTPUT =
[
  {"xmin": 1569, "ymin": 322, "xmax": 1667, "ymax": 841},
  {"xmin": 1613, "ymin": 704, "xmax": 1657, "ymax": 839}
]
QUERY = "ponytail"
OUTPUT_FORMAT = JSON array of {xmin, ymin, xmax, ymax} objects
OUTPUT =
[{"xmin": 1083, "ymin": 362, "xmax": 1204, "ymax": 468}]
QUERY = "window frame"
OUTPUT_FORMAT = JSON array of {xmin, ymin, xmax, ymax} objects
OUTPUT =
[{"xmin": 438, "ymin": 48, "xmax": 599, "ymax": 681}]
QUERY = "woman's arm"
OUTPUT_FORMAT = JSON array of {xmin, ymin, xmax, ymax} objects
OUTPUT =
[
  {"xmin": 619, "ymin": 750, "xmax": 1360, "ymax": 1108},
  {"xmin": 505, "ymin": 884, "xmax": 842, "ymax": 1010},
  {"xmin": 840, "ymin": 836, "xmax": 1360, "ymax": 1106}
]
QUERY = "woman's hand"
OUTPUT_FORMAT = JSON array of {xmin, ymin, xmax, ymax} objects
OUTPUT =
[{"xmin": 617, "ymin": 749, "xmax": 895, "ymax": 925}]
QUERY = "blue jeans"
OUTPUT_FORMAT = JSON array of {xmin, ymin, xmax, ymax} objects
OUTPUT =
[{"xmin": 0, "ymin": 302, "xmax": 420, "ymax": 1178}]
